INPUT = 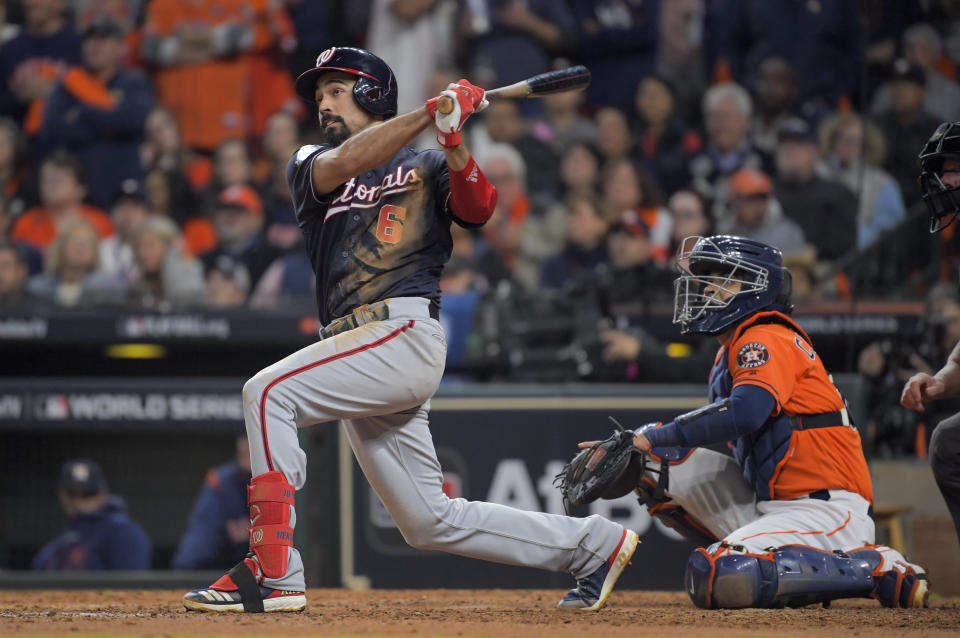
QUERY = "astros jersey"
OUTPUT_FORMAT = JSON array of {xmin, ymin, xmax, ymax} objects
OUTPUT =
[
  {"xmin": 712, "ymin": 311, "xmax": 873, "ymax": 503},
  {"xmin": 286, "ymin": 144, "xmax": 455, "ymax": 325}
]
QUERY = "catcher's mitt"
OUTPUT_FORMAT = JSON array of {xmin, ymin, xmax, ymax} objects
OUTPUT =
[{"xmin": 554, "ymin": 418, "xmax": 644, "ymax": 512}]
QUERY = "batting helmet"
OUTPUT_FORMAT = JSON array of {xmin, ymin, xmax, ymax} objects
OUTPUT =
[
  {"xmin": 919, "ymin": 121, "xmax": 960, "ymax": 233},
  {"xmin": 294, "ymin": 47, "xmax": 398, "ymax": 118},
  {"xmin": 673, "ymin": 235, "xmax": 793, "ymax": 336}
]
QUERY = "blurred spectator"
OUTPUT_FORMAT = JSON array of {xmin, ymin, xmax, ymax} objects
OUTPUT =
[
  {"xmin": 538, "ymin": 192, "xmax": 611, "ymax": 290},
  {"xmin": 477, "ymin": 143, "xmax": 552, "ymax": 289},
  {"xmin": 38, "ymin": 17, "xmax": 153, "ymax": 209},
  {"xmin": 0, "ymin": 0, "xmax": 81, "ymax": 133},
  {"xmin": 200, "ymin": 185, "xmax": 281, "ymax": 289},
  {"xmin": 689, "ymin": 82, "xmax": 771, "ymax": 218},
  {"xmin": 283, "ymin": 1, "xmax": 336, "ymax": 87},
  {"xmin": 438, "ymin": 255, "xmax": 482, "ymax": 370},
  {"xmin": 655, "ymin": 0, "xmax": 704, "ymax": 121},
  {"xmin": 633, "ymin": 73, "xmax": 701, "ymax": 196},
  {"xmin": 248, "ymin": 250, "xmax": 315, "ymax": 310},
  {"xmin": 97, "ymin": 180, "xmax": 151, "ymax": 279},
  {"xmin": 10, "ymin": 150, "xmax": 113, "ymax": 252},
  {"xmin": 140, "ymin": 0, "xmax": 262, "ymax": 151},
  {"xmin": 871, "ymin": 23, "xmax": 960, "ymax": 123},
  {"xmin": 558, "ymin": 141, "xmax": 601, "ymax": 198},
  {"xmin": 821, "ymin": 112, "xmax": 906, "ymax": 249},
  {"xmin": 255, "ymin": 110, "xmax": 302, "ymax": 249},
  {"xmin": 211, "ymin": 138, "xmax": 256, "ymax": 195},
  {"xmin": 0, "ymin": 239, "xmax": 46, "ymax": 309},
  {"xmin": 594, "ymin": 106, "xmax": 633, "ymax": 165},
  {"xmin": 474, "ymin": 99, "xmax": 559, "ymax": 200},
  {"xmin": 204, "ymin": 253, "xmax": 250, "ymax": 308},
  {"xmin": 720, "ymin": 167, "xmax": 807, "ymax": 259},
  {"xmin": 141, "ymin": 105, "xmax": 213, "ymax": 194},
  {"xmin": 0, "ymin": 116, "xmax": 37, "ymax": 217},
  {"xmin": 605, "ymin": 208, "xmax": 673, "ymax": 304},
  {"xmin": 600, "ymin": 158, "xmax": 672, "ymax": 262},
  {"xmin": 877, "ymin": 58, "xmax": 944, "ymax": 204},
  {"xmin": 0, "ymin": 3, "xmax": 19, "ymax": 47},
  {"xmin": 125, "ymin": 214, "xmax": 205, "ymax": 309},
  {"xmin": 783, "ymin": 250, "xmax": 822, "ymax": 305},
  {"xmin": 32, "ymin": 458, "xmax": 151, "ymax": 571},
  {"xmin": 171, "ymin": 435, "xmax": 251, "ymax": 569},
  {"xmin": 666, "ymin": 189, "xmax": 712, "ymax": 255},
  {"xmin": 708, "ymin": 0, "xmax": 860, "ymax": 108},
  {"xmin": 27, "ymin": 216, "xmax": 102, "ymax": 308},
  {"xmin": 532, "ymin": 89, "xmax": 595, "ymax": 154},
  {"xmin": 567, "ymin": 0, "xmax": 659, "ymax": 111},
  {"xmin": 367, "ymin": 0, "xmax": 456, "ymax": 115},
  {"xmin": 463, "ymin": 0, "xmax": 575, "ymax": 106},
  {"xmin": 245, "ymin": 1, "xmax": 300, "ymax": 139},
  {"xmin": 773, "ymin": 117, "xmax": 857, "ymax": 262},
  {"xmin": 751, "ymin": 57, "xmax": 800, "ymax": 155}
]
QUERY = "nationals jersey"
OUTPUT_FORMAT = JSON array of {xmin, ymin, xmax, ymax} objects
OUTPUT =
[{"xmin": 286, "ymin": 144, "xmax": 456, "ymax": 325}]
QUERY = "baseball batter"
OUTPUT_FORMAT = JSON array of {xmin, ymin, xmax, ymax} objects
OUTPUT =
[
  {"xmin": 182, "ymin": 47, "xmax": 637, "ymax": 613},
  {"xmin": 564, "ymin": 235, "xmax": 929, "ymax": 609},
  {"xmin": 901, "ymin": 120, "xmax": 960, "ymax": 544}
]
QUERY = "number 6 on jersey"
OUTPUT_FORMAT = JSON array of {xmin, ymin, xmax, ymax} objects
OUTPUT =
[{"xmin": 376, "ymin": 204, "xmax": 406, "ymax": 244}]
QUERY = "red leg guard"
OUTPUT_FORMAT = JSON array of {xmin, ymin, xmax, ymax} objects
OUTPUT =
[{"xmin": 247, "ymin": 471, "xmax": 295, "ymax": 579}]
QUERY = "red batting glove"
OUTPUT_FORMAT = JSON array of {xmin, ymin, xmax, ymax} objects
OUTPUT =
[{"xmin": 425, "ymin": 80, "xmax": 488, "ymax": 148}]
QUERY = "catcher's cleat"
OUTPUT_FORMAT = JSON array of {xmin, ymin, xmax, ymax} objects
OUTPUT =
[
  {"xmin": 183, "ymin": 555, "xmax": 305, "ymax": 613},
  {"xmin": 872, "ymin": 562, "xmax": 930, "ymax": 609},
  {"xmin": 557, "ymin": 528, "xmax": 639, "ymax": 611}
]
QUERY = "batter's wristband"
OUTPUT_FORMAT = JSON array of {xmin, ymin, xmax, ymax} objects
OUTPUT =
[{"xmin": 449, "ymin": 156, "xmax": 497, "ymax": 223}]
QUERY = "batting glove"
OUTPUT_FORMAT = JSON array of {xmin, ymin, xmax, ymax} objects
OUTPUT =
[{"xmin": 426, "ymin": 79, "xmax": 489, "ymax": 148}]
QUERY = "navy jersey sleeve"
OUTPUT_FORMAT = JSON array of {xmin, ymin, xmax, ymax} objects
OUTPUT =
[{"xmin": 285, "ymin": 144, "xmax": 334, "ymax": 222}]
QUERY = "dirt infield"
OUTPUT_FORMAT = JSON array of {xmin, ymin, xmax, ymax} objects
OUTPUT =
[{"xmin": 1, "ymin": 589, "xmax": 959, "ymax": 637}]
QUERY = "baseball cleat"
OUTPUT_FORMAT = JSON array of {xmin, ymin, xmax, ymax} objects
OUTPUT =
[
  {"xmin": 183, "ymin": 555, "xmax": 305, "ymax": 613},
  {"xmin": 183, "ymin": 586, "xmax": 306, "ymax": 613},
  {"xmin": 557, "ymin": 528, "xmax": 639, "ymax": 611}
]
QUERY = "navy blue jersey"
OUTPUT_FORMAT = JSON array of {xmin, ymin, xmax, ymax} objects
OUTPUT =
[{"xmin": 286, "ymin": 144, "xmax": 457, "ymax": 325}]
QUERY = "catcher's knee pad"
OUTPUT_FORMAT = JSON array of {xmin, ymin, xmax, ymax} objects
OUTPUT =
[
  {"xmin": 248, "ymin": 471, "xmax": 295, "ymax": 579},
  {"xmin": 685, "ymin": 543, "xmax": 881, "ymax": 609}
]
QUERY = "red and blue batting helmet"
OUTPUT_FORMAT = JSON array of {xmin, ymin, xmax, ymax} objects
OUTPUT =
[{"xmin": 294, "ymin": 47, "xmax": 398, "ymax": 118}]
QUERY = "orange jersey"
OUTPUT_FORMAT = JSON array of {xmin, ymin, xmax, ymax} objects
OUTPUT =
[
  {"xmin": 10, "ymin": 206, "xmax": 114, "ymax": 250},
  {"xmin": 725, "ymin": 311, "xmax": 873, "ymax": 504}
]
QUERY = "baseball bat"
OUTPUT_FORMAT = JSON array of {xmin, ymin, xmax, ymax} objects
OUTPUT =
[{"xmin": 436, "ymin": 65, "xmax": 591, "ymax": 115}]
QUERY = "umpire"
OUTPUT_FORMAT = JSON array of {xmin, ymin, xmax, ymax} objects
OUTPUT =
[{"xmin": 901, "ymin": 121, "xmax": 960, "ymax": 544}]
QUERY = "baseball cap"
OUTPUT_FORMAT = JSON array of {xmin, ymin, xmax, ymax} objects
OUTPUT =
[
  {"xmin": 890, "ymin": 58, "xmax": 926, "ymax": 87},
  {"xmin": 777, "ymin": 117, "xmax": 816, "ymax": 145},
  {"xmin": 610, "ymin": 209, "xmax": 649, "ymax": 238},
  {"xmin": 111, "ymin": 178, "xmax": 147, "ymax": 207},
  {"xmin": 217, "ymin": 185, "xmax": 263, "ymax": 217},
  {"xmin": 729, "ymin": 168, "xmax": 773, "ymax": 197},
  {"xmin": 82, "ymin": 17, "xmax": 125, "ymax": 40},
  {"xmin": 59, "ymin": 458, "xmax": 108, "ymax": 495}
]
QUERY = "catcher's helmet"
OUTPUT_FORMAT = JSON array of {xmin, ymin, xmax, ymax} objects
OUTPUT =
[
  {"xmin": 673, "ymin": 235, "xmax": 793, "ymax": 336},
  {"xmin": 919, "ymin": 121, "xmax": 960, "ymax": 233},
  {"xmin": 294, "ymin": 47, "xmax": 397, "ymax": 118}
]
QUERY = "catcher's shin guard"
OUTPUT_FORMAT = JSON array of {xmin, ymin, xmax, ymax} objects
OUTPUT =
[
  {"xmin": 247, "ymin": 471, "xmax": 295, "ymax": 579},
  {"xmin": 685, "ymin": 543, "xmax": 929, "ymax": 609}
]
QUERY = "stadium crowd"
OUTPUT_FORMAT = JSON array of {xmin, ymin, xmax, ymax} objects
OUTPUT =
[{"xmin": 3, "ymin": 0, "xmax": 960, "ymax": 458}]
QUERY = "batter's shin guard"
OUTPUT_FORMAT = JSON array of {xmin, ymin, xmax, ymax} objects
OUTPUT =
[
  {"xmin": 686, "ymin": 543, "xmax": 880, "ymax": 609},
  {"xmin": 248, "ymin": 471, "xmax": 295, "ymax": 579}
]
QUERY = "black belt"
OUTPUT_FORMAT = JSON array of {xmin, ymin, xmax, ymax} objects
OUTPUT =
[
  {"xmin": 789, "ymin": 408, "xmax": 851, "ymax": 430},
  {"xmin": 320, "ymin": 300, "xmax": 439, "ymax": 339},
  {"xmin": 806, "ymin": 489, "xmax": 874, "ymax": 521}
]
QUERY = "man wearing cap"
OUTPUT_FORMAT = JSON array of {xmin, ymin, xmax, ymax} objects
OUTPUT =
[
  {"xmin": 773, "ymin": 117, "xmax": 857, "ymax": 262},
  {"xmin": 32, "ymin": 458, "xmax": 152, "ymax": 570},
  {"xmin": 200, "ymin": 185, "xmax": 282, "ymax": 290},
  {"xmin": 722, "ymin": 167, "xmax": 808, "ymax": 259},
  {"xmin": 877, "ymin": 58, "xmax": 942, "ymax": 204},
  {"xmin": 37, "ymin": 17, "xmax": 153, "ymax": 209}
]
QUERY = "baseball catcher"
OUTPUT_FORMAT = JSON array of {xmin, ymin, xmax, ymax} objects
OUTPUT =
[{"xmin": 558, "ymin": 235, "xmax": 929, "ymax": 609}]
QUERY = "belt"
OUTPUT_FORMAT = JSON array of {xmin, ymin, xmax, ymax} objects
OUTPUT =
[
  {"xmin": 789, "ymin": 407, "xmax": 852, "ymax": 430},
  {"xmin": 803, "ymin": 489, "xmax": 874, "ymax": 521},
  {"xmin": 320, "ymin": 298, "xmax": 439, "ymax": 339}
]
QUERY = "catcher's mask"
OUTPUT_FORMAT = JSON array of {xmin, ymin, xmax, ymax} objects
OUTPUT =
[
  {"xmin": 919, "ymin": 121, "xmax": 960, "ymax": 233},
  {"xmin": 673, "ymin": 235, "xmax": 792, "ymax": 336}
]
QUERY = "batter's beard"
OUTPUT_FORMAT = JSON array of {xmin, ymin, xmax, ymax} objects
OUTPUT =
[{"xmin": 320, "ymin": 114, "xmax": 351, "ymax": 147}]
